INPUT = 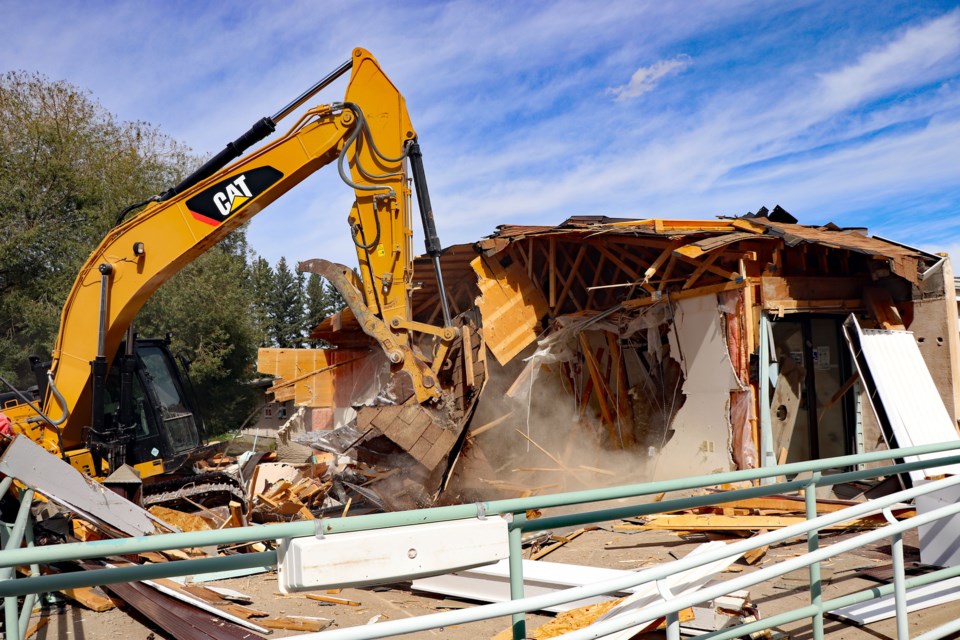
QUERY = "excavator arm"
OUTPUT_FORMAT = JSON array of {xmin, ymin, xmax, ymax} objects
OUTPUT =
[{"xmin": 11, "ymin": 48, "xmax": 451, "ymax": 462}]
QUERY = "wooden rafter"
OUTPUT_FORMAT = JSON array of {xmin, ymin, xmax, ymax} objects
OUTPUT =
[
  {"xmin": 585, "ymin": 254, "xmax": 607, "ymax": 309},
  {"xmin": 674, "ymin": 252, "xmax": 741, "ymax": 283},
  {"xmin": 556, "ymin": 244, "xmax": 588, "ymax": 313},
  {"xmin": 590, "ymin": 242, "xmax": 642, "ymax": 288},
  {"xmin": 549, "ymin": 237, "xmax": 557, "ymax": 310},
  {"xmin": 658, "ymin": 254, "xmax": 677, "ymax": 292},
  {"xmin": 606, "ymin": 243, "xmax": 658, "ymax": 295},
  {"xmin": 682, "ymin": 252, "xmax": 721, "ymax": 290}
]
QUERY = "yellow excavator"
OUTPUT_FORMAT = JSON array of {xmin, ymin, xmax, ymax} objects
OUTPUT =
[{"xmin": 0, "ymin": 48, "xmax": 465, "ymax": 501}]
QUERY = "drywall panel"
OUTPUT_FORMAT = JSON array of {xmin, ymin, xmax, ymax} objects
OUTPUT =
[{"xmin": 655, "ymin": 295, "xmax": 739, "ymax": 480}]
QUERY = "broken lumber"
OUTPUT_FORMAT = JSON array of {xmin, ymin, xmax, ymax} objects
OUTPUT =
[
  {"xmin": 306, "ymin": 593, "xmax": 361, "ymax": 606},
  {"xmin": 262, "ymin": 616, "xmax": 332, "ymax": 632},
  {"xmin": 617, "ymin": 514, "xmax": 886, "ymax": 531}
]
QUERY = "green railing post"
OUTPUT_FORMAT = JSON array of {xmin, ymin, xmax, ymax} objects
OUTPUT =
[
  {"xmin": 508, "ymin": 512, "xmax": 527, "ymax": 640},
  {"xmin": 18, "ymin": 512, "xmax": 40, "ymax": 640},
  {"xmin": 805, "ymin": 473, "xmax": 823, "ymax": 640},
  {"xmin": 2, "ymin": 487, "xmax": 33, "ymax": 640}
]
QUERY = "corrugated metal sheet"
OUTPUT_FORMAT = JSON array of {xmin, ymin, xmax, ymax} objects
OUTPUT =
[{"xmin": 843, "ymin": 315, "xmax": 960, "ymax": 481}]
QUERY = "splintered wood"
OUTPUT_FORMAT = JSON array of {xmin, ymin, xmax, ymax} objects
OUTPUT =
[{"xmin": 254, "ymin": 472, "xmax": 330, "ymax": 520}]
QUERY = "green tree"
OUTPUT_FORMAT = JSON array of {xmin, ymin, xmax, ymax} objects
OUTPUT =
[
  {"xmin": 0, "ymin": 71, "xmax": 259, "ymax": 435},
  {"xmin": 249, "ymin": 256, "xmax": 275, "ymax": 347},
  {"xmin": 0, "ymin": 71, "xmax": 191, "ymax": 382},
  {"xmin": 270, "ymin": 257, "xmax": 304, "ymax": 348}
]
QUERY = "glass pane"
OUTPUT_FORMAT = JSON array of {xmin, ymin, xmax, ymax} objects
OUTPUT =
[{"xmin": 138, "ymin": 346, "xmax": 199, "ymax": 453}]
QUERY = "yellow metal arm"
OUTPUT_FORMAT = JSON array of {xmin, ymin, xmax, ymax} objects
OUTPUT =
[{"xmin": 22, "ymin": 48, "xmax": 428, "ymax": 453}]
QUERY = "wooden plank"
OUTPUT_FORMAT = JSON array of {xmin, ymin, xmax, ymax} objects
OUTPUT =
[
  {"xmin": 590, "ymin": 242, "xmax": 642, "ymax": 282},
  {"xmin": 618, "ymin": 514, "xmax": 886, "ymax": 531},
  {"xmin": 623, "ymin": 281, "xmax": 747, "ymax": 309},
  {"xmin": 470, "ymin": 411, "xmax": 515, "ymax": 437},
  {"xmin": 658, "ymin": 254, "xmax": 676, "ymax": 292},
  {"xmin": 585, "ymin": 254, "xmax": 606, "ymax": 309},
  {"xmin": 471, "ymin": 255, "xmax": 549, "ymax": 365},
  {"xmin": 578, "ymin": 333, "xmax": 619, "ymax": 446},
  {"xmin": 306, "ymin": 593, "xmax": 361, "ymax": 606},
  {"xmin": 261, "ymin": 617, "xmax": 332, "ymax": 632},
  {"xmin": 462, "ymin": 325, "xmax": 475, "ymax": 389},
  {"xmin": 19, "ymin": 564, "xmax": 118, "ymax": 612},
  {"xmin": 864, "ymin": 286, "xmax": 905, "ymax": 329},
  {"xmin": 221, "ymin": 604, "xmax": 269, "ymax": 619},
  {"xmin": 762, "ymin": 298, "xmax": 863, "ymax": 313},
  {"xmin": 24, "ymin": 618, "xmax": 49, "ymax": 638},
  {"xmin": 605, "ymin": 332, "xmax": 635, "ymax": 447},
  {"xmin": 674, "ymin": 252, "xmax": 741, "ymax": 282},
  {"xmin": 530, "ymin": 528, "xmax": 589, "ymax": 560}
]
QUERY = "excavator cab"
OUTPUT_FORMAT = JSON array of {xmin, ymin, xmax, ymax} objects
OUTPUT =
[{"xmin": 99, "ymin": 338, "xmax": 204, "ymax": 476}]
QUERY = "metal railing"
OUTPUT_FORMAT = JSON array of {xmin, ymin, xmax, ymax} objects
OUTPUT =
[{"xmin": 1, "ymin": 440, "xmax": 960, "ymax": 640}]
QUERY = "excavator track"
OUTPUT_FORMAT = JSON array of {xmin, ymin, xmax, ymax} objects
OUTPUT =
[{"xmin": 142, "ymin": 471, "xmax": 245, "ymax": 509}]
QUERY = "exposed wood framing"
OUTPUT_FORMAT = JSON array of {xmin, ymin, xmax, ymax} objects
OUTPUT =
[
  {"xmin": 623, "ymin": 280, "xmax": 747, "ymax": 310},
  {"xmin": 578, "ymin": 333, "xmax": 620, "ymax": 447},
  {"xmin": 549, "ymin": 237, "xmax": 557, "ymax": 310},
  {"xmin": 682, "ymin": 252, "xmax": 721, "ymax": 290}
]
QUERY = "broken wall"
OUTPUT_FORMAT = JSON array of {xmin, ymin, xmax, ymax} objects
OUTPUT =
[{"xmin": 654, "ymin": 294, "xmax": 739, "ymax": 479}]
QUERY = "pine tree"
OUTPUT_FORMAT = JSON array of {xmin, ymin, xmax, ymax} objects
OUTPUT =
[
  {"xmin": 248, "ymin": 256, "xmax": 275, "ymax": 347},
  {"xmin": 270, "ymin": 257, "xmax": 304, "ymax": 348}
]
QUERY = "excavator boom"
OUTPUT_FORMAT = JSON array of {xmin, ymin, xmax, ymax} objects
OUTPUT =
[{"xmin": 8, "ymin": 48, "xmax": 453, "ymax": 479}]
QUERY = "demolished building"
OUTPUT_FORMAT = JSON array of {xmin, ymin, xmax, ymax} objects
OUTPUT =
[{"xmin": 258, "ymin": 207, "xmax": 960, "ymax": 502}]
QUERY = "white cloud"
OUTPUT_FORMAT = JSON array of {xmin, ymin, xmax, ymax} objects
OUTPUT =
[
  {"xmin": 817, "ymin": 9, "xmax": 960, "ymax": 113},
  {"xmin": 608, "ymin": 54, "xmax": 692, "ymax": 101}
]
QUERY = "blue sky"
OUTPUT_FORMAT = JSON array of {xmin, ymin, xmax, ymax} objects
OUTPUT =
[{"xmin": 3, "ymin": 1, "xmax": 960, "ymax": 268}]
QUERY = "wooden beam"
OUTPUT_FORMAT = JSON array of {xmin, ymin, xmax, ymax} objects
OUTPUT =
[
  {"xmin": 590, "ymin": 241, "xmax": 642, "ymax": 281},
  {"xmin": 556, "ymin": 245, "xmax": 588, "ymax": 312},
  {"xmin": 578, "ymin": 333, "xmax": 620, "ymax": 447},
  {"xmin": 549, "ymin": 237, "xmax": 557, "ymax": 310},
  {"xmin": 674, "ymin": 252, "xmax": 741, "ymax": 283},
  {"xmin": 617, "ymin": 514, "xmax": 886, "ymax": 531},
  {"xmin": 818, "ymin": 372, "xmax": 859, "ymax": 423},
  {"xmin": 658, "ymin": 254, "xmax": 676, "ymax": 292},
  {"xmin": 681, "ymin": 252, "xmax": 721, "ymax": 290},
  {"xmin": 470, "ymin": 411, "xmax": 516, "ymax": 437},
  {"xmin": 731, "ymin": 219, "xmax": 767, "ymax": 234},
  {"xmin": 530, "ymin": 527, "xmax": 590, "ymax": 560},
  {"xmin": 623, "ymin": 280, "xmax": 747, "ymax": 309},
  {"xmin": 585, "ymin": 254, "xmax": 607, "ymax": 309},
  {"xmin": 306, "ymin": 593, "xmax": 361, "ymax": 606},
  {"xmin": 605, "ymin": 332, "xmax": 635, "ymax": 447}
]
